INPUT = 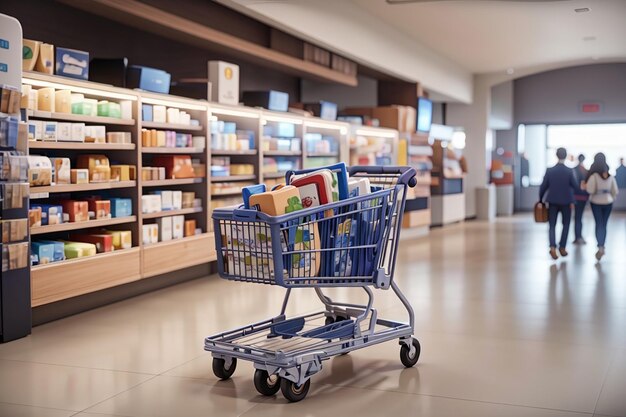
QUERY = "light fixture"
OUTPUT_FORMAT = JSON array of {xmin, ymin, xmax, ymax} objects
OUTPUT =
[
  {"xmin": 575, "ymin": 7, "xmax": 591, "ymax": 13},
  {"xmin": 262, "ymin": 115, "xmax": 303, "ymax": 125},
  {"xmin": 451, "ymin": 130, "xmax": 466, "ymax": 150},
  {"xmin": 304, "ymin": 120, "xmax": 347, "ymax": 132},
  {"xmin": 210, "ymin": 108, "xmax": 260, "ymax": 119},
  {"xmin": 141, "ymin": 97, "xmax": 207, "ymax": 111},
  {"xmin": 354, "ymin": 128, "xmax": 397, "ymax": 139},
  {"xmin": 23, "ymin": 77, "xmax": 138, "ymax": 101},
  {"xmin": 506, "ymin": 68, "xmax": 515, "ymax": 75}
]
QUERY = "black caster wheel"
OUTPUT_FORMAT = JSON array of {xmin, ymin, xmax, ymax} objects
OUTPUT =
[
  {"xmin": 399, "ymin": 338, "xmax": 420, "ymax": 368},
  {"xmin": 325, "ymin": 316, "xmax": 335, "ymax": 326},
  {"xmin": 212, "ymin": 357, "xmax": 237, "ymax": 380},
  {"xmin": 280, "ymin": 378, "xmax": 311, "ymax": 402},
  {"xmin": 254, "ymin": 369, "xmax": 281, "ymax": 396}
]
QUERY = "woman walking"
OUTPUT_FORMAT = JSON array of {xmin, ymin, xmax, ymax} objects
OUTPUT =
[{"xmin": 586, "ymin": 153, "xmax": 619, "ymax": 260}]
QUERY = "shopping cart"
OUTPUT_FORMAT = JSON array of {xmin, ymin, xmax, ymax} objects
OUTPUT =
[{"xmin": 206, "ymin": 165, "xmax": 419, "ymax": 402}]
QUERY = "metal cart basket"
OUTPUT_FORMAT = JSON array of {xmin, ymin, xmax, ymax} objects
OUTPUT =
[{"xmin": 206, "ymin": 165, "xmax": 420, "ymax": 402}]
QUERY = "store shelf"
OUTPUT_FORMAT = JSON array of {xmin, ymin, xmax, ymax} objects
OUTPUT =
[
  {"xmin": 31, "ymin": 248, "xmax": 141, "ymax": 307},
  {"xmin": 211, "ymin": 149, "xmax": 257, "ymax": 156},
  {"xmin": 29, "ymin": 141, "xmax": 136, "ymax": 151},
  {"xmin": 307, "ymin": 152, "xmax": 339, "ymax": 157},
  {"xmin": 263, "ymin": 150, "xmax": 302, "ymax": 156},
  {"xmin": 142, "ymin": 207, "xmax": 202, "ymax": 220},
  {"xmin": 211, "ymin": 190, "xmax": 243, "ymax": 197},
  {"xmin": 143, "ymin": 233, "xmax": 215, "ymax": 277},
  {"xmin": 142, "ymin": 147, "xmax": 204, "ymax": 154},
  {"xmin": 142, "ymin": 178, "xmax": 204, "ymax": 187},
  {"xmin": 30, "ymin": 216, "xmax": 137, "ymax": 235},
  {"xmin": 263, "ymin": 172, "xmax": 287, "ymax": 179},
  {"xmin": 27, "ymin": 110, "xmax": 134, "ymax": 126},
  {"xmin": 141, "ymin": 121, "xmax": 203, "ymax": 131},
  {"xmin": 32, "ymin": 181, "xmax": 136, "ymax": 194},
  {"xmin": 211, "ymin": 175, "xmax": 256, "ymax": 182}
]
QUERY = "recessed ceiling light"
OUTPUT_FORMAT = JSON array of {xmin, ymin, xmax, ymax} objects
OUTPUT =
[
  {"xmin": 575, "ymin": 7, "xmax": 591, "ymax": 13},
  {"xmin": 583, "ymin": 36, "xmax": 597, "ymax": 41},
  {"xmin": 506, "ymin": 68, "xmax": 515, "ymax": 75}
]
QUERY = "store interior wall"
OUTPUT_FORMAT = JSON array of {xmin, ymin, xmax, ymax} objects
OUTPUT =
[
  {"xmin": 0, "ymin": 0, "xmax": 302, "ymax": 102},
  {"xmin": 300, "ymin": 76, "xmax": 378, "ymax": 109},
  {"xmin": 496, "ymin": 63, "xmax": 626, "ymax": 211}
]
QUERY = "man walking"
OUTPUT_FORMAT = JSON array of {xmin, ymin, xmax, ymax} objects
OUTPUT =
[
  {"xmin": 539, "ymin": 148, "xmax": 579, "ymax": 260},
  {"xmin": 572, "ymin": 154, "xmax": 589, "ymax": 244}
]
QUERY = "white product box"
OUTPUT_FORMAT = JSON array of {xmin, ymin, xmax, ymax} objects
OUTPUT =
[
  {"xmin": 208, "ymin": 61, "xmax": 239, "ymax": 105},
  {"xmin": 192, "ymin": 136, "xmax": 206, "ymax": 149},
  {"xmin": 84, "ymin": 98, "xmax": 98, "ymax": 116},
  {"xmin": 119, "ymin": 100, "xmax": 133, "ymax": 120},
  {"xmin": 166, "ymin": 108, "xmax": 180, "ymax": 124},
  {"xmin": 142, "ymin": 224, "xmax": 159, "ymax": 245},
  {"xmin": 141, "ymin": 195, "xmax": 162, "ymax": 214},
  {"xmin": 156, "ymin": 217, "xmax": 172, "ymax": 241},
  {"xmin": 29, "ymin": 120, "xmax": 44, "ymax": 140},
  {"xmin": 172, "ymin": 215, "xmax": 184, "ymax": 239},
  {"xmin": 179, "ymin": 112, "xmax": 191, "ymax": 125},
  {"xmin": 158, "ymin": 167, "xmax": 166, "ymax": 180},
  {"xmin": 157, "ymin": 190, "xmax": 173, "ymax": 211},
  {"xmin": 153, "ymin": 105, "xmax": 166, "ymax": 123},
  {"xmin": 172, "ymin": 190, "xmax": 182, "ymax": 210},
  {"xmin": 43, "ymin": 121, "xmax": 58, "ymax": 141},
  {"xmin": 56, "ymin": 123, "xmax": 72, "ymax": 142},
  {"xmin": 71, "ymin": 123, "xmax": 85, "ymax": 142}
]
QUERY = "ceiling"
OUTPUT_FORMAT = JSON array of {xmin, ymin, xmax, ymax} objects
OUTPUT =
[{"xmin": 352, "ymin": 0, "xmax": 626, "ymax": 74}]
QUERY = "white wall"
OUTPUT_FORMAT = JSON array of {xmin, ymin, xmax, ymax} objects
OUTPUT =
[{"xmin": 217, "ymin": 0, "xmax": 473, "ymax": 104}]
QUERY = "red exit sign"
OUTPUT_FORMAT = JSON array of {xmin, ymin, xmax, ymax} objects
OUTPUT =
[{"xmin": 579, "ymin": 102, "xmax": 603, "ymax": 113}]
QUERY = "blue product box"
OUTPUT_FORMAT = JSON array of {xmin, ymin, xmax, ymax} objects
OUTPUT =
[
  {"xmin": 175, "ymin": 133, "xmax": 187, "ymax": 147},
  {"xmin": 142, "ymin": 104, "xmax": 153, "ymax": 122},
  {"xmin": 222, "ymin": 122, "xmax": 237, "ymax": 134},
  {"xmin": 319, "ymin": 101, "xmax": 338, "ymax": 121},
  {"xmin": 277, "ymin": 122, "xmax": 295, "ymax": 138},
  {"xmin": 40, "ymin": 240, "xmax": 65, "ymax": 262},
  {"xmin": 242, "ymin": 91, "xmax": 289, "ymax": 112},
  {"xmin": 109, "ymin": 198, "xmax": 132, "ymax": 218},
  {"xmin": 55, "ymin": 47, "xmax": 89, "ymax": 80},
  {"xmin": 127, "ymin": 65, "xmax": 171, "ymax": 94},
  {"xmin": 32, "ymin": 242, "xmax": 55, "ymax": 265},
  {"xmin": 31, "ymin": 204, "xmax": 63, "ymax": 226}
]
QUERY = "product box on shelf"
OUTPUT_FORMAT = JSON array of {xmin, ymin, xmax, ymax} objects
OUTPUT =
[
  {"xmin": 69, "ymin": 233, "xmax": 113, "ymax": 253},
  {"xmin": 37, "ymin": 87, "xmax": 55, "ymax": 112},
  {"xmin": 110, "ymin": 198, "xmax": 132, "ymax": 218},
  {"xmin": 85, "ymin": 198, "xmax": 111, "ymax": 220},
  {"xmin": 142, "ymin": 224, "xmax": 159, "ymax": 245},
  {"xmin": 70, "ymin": 168, "xmax": 89, "ymax": 184},
  {"xmin": 152, "ymin": 155, "xmax": 195, "ymax": 179},
  {"xmin": 120, "ymin": 100, "xmax": 133, "ymax": 120},
  {"xmin": 127, "ymin": 66, "xmax": 171, "ymax": 94},
  {"xmin": 156, "ymin": 217, "xmax": 172, "ymax": 241},
  {"xmin": 43, "ymin": 121, "xmax": 57, "ymax": 141},
  {"xmin": 61, "ymin": 200, "xmax": 89, "ymax": 222},
  {"xmin": 27, "ymin": 120, "xmax": 42, "ymax": 141},
  {"xmin": 142, "ymin": 104, "xmax": 153, "ymax": 122},
  {"xmin": 141, "ymin": 195, "xmax": 162, "ymax": 214},
  {"xmin": 23, "ymin": 39, "xmax": 40, "ymax": 72},
  {"xmin": 57, "ymin": 122, "xmax": 72, "ymax": 141},
  {"xmin": 171, "ymin": 215, "xmax": 184, "ymax": 239},
  {"xmin": 76, "ymin": 154, "xmax": 111, "ymax": 183},
  {"xmin": 208, "ymin": 61, "xmax": 239, "ymax": 105},
  {"xmin": 71, "ymin": 123, "xmax": 85, "ymax": 142},
  {"xmin": 242, "ymin": 90, "xmax": 289, "ymax": 112},
  {"xmin": 172, "ymin": 190, "xmax": 182, "ymax": 210},
  {"xmin": 301, "ymin": 101, "xmax": 338, "ymax": 121},
  {"xmin": 182, "ymin": 192, "xmax": 195, "ymax": 208},
  {"xmin": 41, "ymin": 240, "xmax": 65, "ymax": 262},
  {"xmin": 103, "ymin": 230, "xmax": 132, "ymax": 250},
  {"xmin": 31, "ymin": 204, "xmax": 63, "ymax": 226},
  {"xmin": 106, "ymin": 131, "xmax": 131, "ymax": 144},
  {"xmin": 110, "ymin": 165, "xmax": 133, "ymax": 182},
  {"xmin": 29, "ymin": 207, "xmax": 42, "ymax": 227},
  {"xmin": 31, "ymin": 241, "xmax": 55, "ymax": 265},
  {"xmin": 54, "ymin": 89, "xmax": 71, "ymax": 113},
  {"xmin": 26, "ymin": 156, "xmax": 52, "ymax": 187},
  {"xmin": 64, "ymin": 241, "xmax": 97, "ymax": 259},
  {"xmin": 152, "ymin": 105, "xmax": 166, "ymax": 123},
  {"xmin": 84, "ymin": 126, "xmax": 106, "ymax": 143},
  {"xmin": 97, "ymin": 101, "xmax": 121, "ymax": 118},
  {"xmin": 184, "ymin": 219, "xmax": 196, "ymax": 237},
  {"xmin": 50, "ymin": 157, "xmax": 71, "ymax": 185},
  {"xmin": 55, "ymin": 47, "xmax": 89, "ymax": 80},
  {"xmin": 153, "ymin": 190, "xmax": 173, "ymax": 211}
]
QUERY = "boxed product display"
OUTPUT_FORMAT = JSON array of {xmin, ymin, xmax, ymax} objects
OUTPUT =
[
  {"xmin": 152, "ymin": 155, "xmax": 195, "ymax": 179},
  {"xmin": 141, "ymin": 194, "xmax": 162, "ymax": 214},
  {"xmin": 184, "ymin": 219, "xmax": 196, "ymax": 237},
  {"xmin": 76, "ymin": 154, "xmax": 111, "ymax": 183},
  {"xmin": 84, "ymin": 126, "xmax": 106, "ymax": 143},
  {"xmin": 172, "ymin": 190, "xmax": 182, "ymax": 210},
  {"xmin": 110, "ymin": 165, "xmax": 133, "ymax": 181},
  {"xmin": 110, "ymin": 198, "xmax": 132, "ymax": 217},
  {"xmin": 29, "ymin": 207, "xmax": 42, "ymax": 227},
  {"xmin": 61, "ymin": 200, "xmax": 89, "ymax": 222},
  {"xmin": 85, "ymin": 198, "xmax": 111, "ymax": 220},
  {"xmin": 56, "ymin": 122, "xmax": 72, "ymax": 141},
  {"xmin": 43, "ymin": 121, "xmax": 57, "ymax": 141},
  {"xmin": 70, "ymin": 168, "xmax": 89, "ymax": 184},
  {"xmin": 142, "ymin": 223, "xmax": 159, "ymax": 245},
  {"xmin": 64, "ymin": 241, "xmax": 97, "ymax": 259},
  {"xmin": 152, "ymin": 190, "xmax": 172, "ymax": 211},
  {"xmin": 23, "ymin": 39, "xmax": 40, "ymax": 71},
  {"xmin": 54, "ymin": 89, "xmax": 71, "ymax": 113},
  {"xmin": 37, "ymin": 87, "xmax": 55, "ymax": 112},
  {"xmin": 208, "ymin": 61, "xmax": 239, "ymax": 105},
  {"xmin": 182, "ymin": 192, "xmax": 195, "ymax": 208},
  {"xmin": 26, "ymin": 155, "xmax": 52, "ymax": 187},
  {"xmin": 50, "ymin": 157, "xmax": 71, "ymax": 184},
  {"xmin": 71, "ymin": 123, "xmax": 85, "ymax": 142},
  {"xmin": 103, "ymin": 230, "xmax": 132, "ymax": 250},
  {"xmin": 171, "ymin": 215, "xmax": 184, "ymax": 239},
  {"xmin": 31, "ymin": 241, "xmax": 55, "ymax": 265},
  {"xmin": 69, "ymin": 233, "xmax": 113, "ymax": 253},
  {"xmin": 142, "ymin": 104, "xmax": 153, "ymax": 122},
  {"xmin": 31, "ymin": 204, "xmax": 63, "ymax": 226},
  {"xmin": 42, "ymin": 240, "xmax": 65, "ymax": 262},
  {"xmin": 106, "ymin": 131, "xmax": 131, "ymax": 144},
  {"xmin": 126, "ymin": 65, "xmax": 171, "ymax": 94},
  {"xmin": 97, "ymin": 101, "xmax": 121, "ymax": 118},
  {"xmin": 156, "ymin": 217, "xmax": 172, "ymax": 241},
  {"xmin": 242, "ymin": 90, "xmax": 289, "ymax": 112},
  {"xmin": 55, "ymin": 47, "xmax": 89, "ymax": 80}
]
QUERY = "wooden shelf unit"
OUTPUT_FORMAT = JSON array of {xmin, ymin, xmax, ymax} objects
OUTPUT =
[
  {"xmin": 27, "ymin": 110, "xmax": 134, "ymax": 126},
  {"xmin": 211, "ymin": 149, "xmax": 257, "ymax": 156},
  {"xmin": 211, "ymin": 175, "xmax": 257, "ymax": 183},
  {"xmin": 141, "ymin": 207, "xmax": 202, "ymax": 220},
  {"xmin": 142, "ymin": 178, "xmax": 204, "ymax": 187},
  {"xmin": 31, "ymin": 216, "xmax": 137, "ymax": 235},
  {"xmin": 141, "ymin": 147, "xmax": 205, "ymax": 154},
  {"xmin": 141, "ymin": 121, "xmax": 203, "ymax": 131},
  {"xmin": 31, "ymin": 181, "xmax": 137, "ymax": 194},
  {"xmin": 29, "ymin": 142, "xmax": 136, "ymax": 150}
]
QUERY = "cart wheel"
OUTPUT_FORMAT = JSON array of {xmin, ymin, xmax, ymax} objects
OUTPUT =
[
  {"xmin": 325, "ymin": 316, "xmax": 335, "ymax": 326},
  {"xmin": 399, "ymin": 338, "xmax": 420, "ymax": 368},
  {"xmin": 212, "ymin": 357, "xmax": 237, "ymax": 380},
  {"xmin": 254, "ymin": 369, "xmax": 281, "ymax": 396},
  {"xmin": 280, "ymin": 378, "xmax": 311, "ymax": 402}
]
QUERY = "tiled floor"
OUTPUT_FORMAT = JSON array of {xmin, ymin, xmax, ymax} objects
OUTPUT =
[{"xmin": 1, "ymin": 214, "xmax": 625, "ymax": 417}]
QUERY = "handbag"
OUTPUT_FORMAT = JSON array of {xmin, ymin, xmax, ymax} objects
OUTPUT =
[{"xmin": 534, "ymin": 201, "xmax": 548, "ymax": 223}]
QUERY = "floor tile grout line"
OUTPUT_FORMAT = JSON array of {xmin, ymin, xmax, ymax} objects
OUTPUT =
[
  {"xmin": 591, "ymin": 348, "xmax": 619, "ymax": 416},
  {"xmin": 0, "ymin": 400, "xmax": 77, "ymax": 414},
  {"xmin": 0, "ymin": 357, "xmax": 158, "ymax": 377}
]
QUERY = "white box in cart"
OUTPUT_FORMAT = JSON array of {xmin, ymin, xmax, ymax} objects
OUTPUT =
[
  {"xmin": 142, "ymin": 224, "xmax": 159, "ymax": 244},
  {"xmin": 172, "ymin": 190, "xmax": 182, "ymax": 210},
  {"xmin": 172, "ymin": 215, "xmax": 184, "ymax": 239},
  {"xmin": 208, "ymin": 61, "xmax": 239, "ymax": 105},
  {"xmin": 156, "ymin": 217, "xmax": 172, "ymax": 241}
]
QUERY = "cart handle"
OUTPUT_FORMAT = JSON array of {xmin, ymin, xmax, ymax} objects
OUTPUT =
[{"xmin": 349, "ymin": 166, "xmax": 417, "ymax": 188}]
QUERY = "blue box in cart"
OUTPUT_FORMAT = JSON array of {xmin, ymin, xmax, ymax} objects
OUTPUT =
[
  {"xmin": 109, "ymin": 198, "xmax": 132, "ymax": 218},
  {"xmin": 55, "ymin": 47, "xmax": 89, "ymax": 80}
]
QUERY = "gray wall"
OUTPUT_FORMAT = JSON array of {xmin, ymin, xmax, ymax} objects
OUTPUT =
[
  {"xmin": 301, "ymin": 75, "xmax": 377, "ymax": 110},
  {"xmin": 510, "ymin": 63, "xmax": 626, "ymax": 211},
  {"xmin": 490, "ymin": 81, "xmax": 513, "ymax": 130}
]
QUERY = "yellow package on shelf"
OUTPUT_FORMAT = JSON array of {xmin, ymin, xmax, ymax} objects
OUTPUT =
[
  {"xmin": 103, "ymin": 230, "xmax": 132, "ymax": 250},
  {"xmin": 64, "ymin": 241, "xmax": 97, "ymax": 259}
]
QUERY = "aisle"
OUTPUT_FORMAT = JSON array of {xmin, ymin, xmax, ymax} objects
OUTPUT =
[{"xmin": 0, "ymin": 214, "xmax": 624, "ymax": 417}]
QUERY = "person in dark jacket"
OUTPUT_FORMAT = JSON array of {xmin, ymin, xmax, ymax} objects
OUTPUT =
[
  {"xmin": 539, "ymin": 147, "xmax": 579, "ymax": 260},
  {"xmin": 572, "ymin": 154, "xmax": 589, "ymax": 244},
  {"xmin": 616, "ymin": 157, "xmax": 626, "ymax": 189}
]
